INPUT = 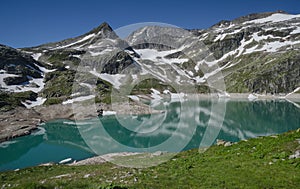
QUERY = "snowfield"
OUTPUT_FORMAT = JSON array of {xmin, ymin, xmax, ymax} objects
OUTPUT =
[
  {"xmin": 21, "ymin": 97, "xmax": 47, "ymax": 108},
  {"xmin": 246, "ymin": 13, "xmax": 300, "ymax": 24},
  {"xmin": 90, "ymin": 69, "xmax": 125, "ymax": 89},
  {"xmin": 62, "ymin": 95, "xmax": 95, "ymax": 105},
  {"xmin": 53, "ymin": 34, "xmax": 96, "ymax": 50}
]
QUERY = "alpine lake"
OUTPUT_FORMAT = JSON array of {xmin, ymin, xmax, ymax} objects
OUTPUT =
[{"xmin": 1, "ymin": 98, "xmax": 299, "ymax": 171}]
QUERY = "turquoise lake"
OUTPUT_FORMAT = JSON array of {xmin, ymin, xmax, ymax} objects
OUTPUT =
[{"xmin": 0, "ymin": 99, "xmax": 299, "ymax": 171}]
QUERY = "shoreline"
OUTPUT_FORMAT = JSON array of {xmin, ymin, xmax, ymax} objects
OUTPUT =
[{"xmin": 0, "ymin": 93, "xmax": 300, "ymax": 142}]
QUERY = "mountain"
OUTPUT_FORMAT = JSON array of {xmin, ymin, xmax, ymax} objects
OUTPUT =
[{"xmin": 0, "ymin": 11, "xmax": 300, "ymax": 111}]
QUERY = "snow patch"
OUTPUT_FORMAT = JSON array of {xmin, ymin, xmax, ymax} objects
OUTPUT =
[
  {"xmin": 21, "ymin": 97, "xmax": 47, "ymax": 108},
  {"xmin": 285, "ymin": 87, "xmax": 300, "ymax": 97},
  {"xmin": 62, "ymin": 95, "xmax": 95, "ymax": 105},
  {"xmin": 90, "ymin": 69, "xmax": 125, "ymax": 89},
  {"xmin": 245, "ymin": 40, "xmax": 300, "ymax": 53},
  {"xmin": 0, "ymin": 71, "xmax": 20, "ymax": 89},
  {"xmin": 0, "ymin": 74, "xmax": 45, "ymax": 93},
  {"xmin": 59, "ymin": 158, "xmax": 72, "ymax": 164},
  {"xmin": 187, "ymin": 71, "xmax": 194, "ymax": 76},
  {"xmin": 163, "ymin": 89, "xmax": 170, "ymax": 94},
  {"xmin": 128, "ymin": 95, "xmax": 140, "ymax": 101},
  {"xmin": 53, "ymin": 34, "xmax": 95, "ymax": 49},
  {"xmin": 72, "ymin": 55, "xmax": 81, "ymax": 58},
  {"xmin": 246, "ymin": 13, "xmax": 300, "ymax": 24},
  {"xmin": 150, "ymin": 88, "xmax": 162, "ymax": 100},
  {"xmin": 291, "ymin": 27, "xmax": 300, "ymax": 34},
  {"xmin": 218, "ymin": 92, "xmax": 230, "ymax": 98},
  {"xmin": 194, "ymin": 76, "xmax": 206, "ymax": 83},
  {"xmin": 135, "ymin": 49, "xmax": 188, "ymax": 64},
  {"xmin": 214, "ymin": 33, "xmax": 227, "ymax": 42},
  {"xmin": 248, "ymin": 94, "xmax": 258, "ymax": 101},
  {"xmin": 31, "ymin": 53, "xmax": 42, "ymax": 61},
  {"xmin": 103, "ymin": 111, "xmax": 117, "ymax": 116},
  {"xmin": 34, "ymin": 64, "xmax": 56, "ymax": 73}
]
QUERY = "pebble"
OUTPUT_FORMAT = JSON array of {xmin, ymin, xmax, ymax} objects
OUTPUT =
[
  {"xmin": 152, "ymin": 151, "xmax": 164, "ymax": 156},
  {"xmin": 83, "ymin": 174, "xmax": 91, "ymax": 178}
]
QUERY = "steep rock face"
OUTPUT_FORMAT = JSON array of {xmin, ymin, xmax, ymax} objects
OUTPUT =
[
  {"xmin": 208, "ymin": 33, "xmax": 244, "ymax": 59},
  {"xmin": 224, "ymin": 52, "xmax": 300, "ymax": 93},
  {"xmin": 191, "ymin": 11, "xmax": 300, "ymax": 94},
  {"xmin": 245, "ymin": 53, "xmax": 300, "ymax": 94},
  {"xmin": 101, "ymin": 51, "xmax": 135, "ymax": 74},
  {"xmin": 125, "ymin": 12, "xmax": 300, "ymax": 94},
  {"xmin": 28, "ymin": 22, "xmax": 137, "ymax": 75},
  {"xmin": 0, "ymin": 45, "xmax": 43, "ymax": 85},
  {"xmin": 17, "ymin": 22, "xmax": 139, "ymax": 106}
]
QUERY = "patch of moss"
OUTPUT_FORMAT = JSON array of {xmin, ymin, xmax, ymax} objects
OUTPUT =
[
  {"xmin": 95, "ymin": 79, "xmax": 113, "ymax": 104},
  {"xmin": 130, "ymin": 78, "xmax": 176, "ymax": 95},
  {"xmin": 44, "ymin": 98, "xmax": 64, "ymax": 105},
  {"xmin": 42, "ymin": 70, "xmax": 76, "ymax": 99},
  {"xmin": 0, "ymin": 91, "xmax": 37, "ymax": 111},
  {"xmin": 45, "ymin": 49, "xmax": 84, "ymax": 66}
]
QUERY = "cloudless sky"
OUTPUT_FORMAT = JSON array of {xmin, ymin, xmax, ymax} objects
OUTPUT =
[{"xmin": 1, "ymin": 0, "xmax": 300, "ymax": 48}]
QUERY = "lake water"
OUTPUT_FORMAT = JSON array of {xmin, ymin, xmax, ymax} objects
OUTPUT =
[{"xmin": 0, "ymin": 99, "xmax": 299, "ymax": 171}]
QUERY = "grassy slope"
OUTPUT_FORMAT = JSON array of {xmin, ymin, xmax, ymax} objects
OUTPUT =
[{"xmin": 1, "ymin": 129, "xmax": 299, "ymax": 189}]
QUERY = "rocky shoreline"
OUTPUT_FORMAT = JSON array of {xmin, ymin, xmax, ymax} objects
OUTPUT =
[
  {"xmin": 0, "ymin": 107, "xmax": 42, "ymax": 142},
  {"xmin": 0, "ymin": 100, "xmax": 162, "ymax": 142},
  {"xmin": 0, "ymin": 93, "xmax": 299, "ymax": 143}
]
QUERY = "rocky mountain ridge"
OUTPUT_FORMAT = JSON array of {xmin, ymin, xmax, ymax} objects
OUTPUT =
[{"xmin": 0, "ymin": 11, "xmax": 300, "ymax": 111}]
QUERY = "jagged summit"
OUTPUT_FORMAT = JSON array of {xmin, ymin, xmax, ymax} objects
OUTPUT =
[
  {"xmin": 30, "ymin": 22, "xmax": 118, "ymax": 50},
  {"xmin": 88, "ymin": 22, "xmax": 113, "ymax": 34},
  {"xmin": 86, "ymin": 22, "xmax": 118, "ymax": 40}
]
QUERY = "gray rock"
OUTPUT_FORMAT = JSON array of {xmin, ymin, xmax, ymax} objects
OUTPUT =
[
  {"xmin": 217, "ymin": 139, "xmax": 226, "ymax": 146},
  {"xmin": 224, "ymin": 142, "xmax": 233, "ymax": 147},
  {"xmin": 289, "ymin": 150, "xmax": 300, "ymax": 159}
]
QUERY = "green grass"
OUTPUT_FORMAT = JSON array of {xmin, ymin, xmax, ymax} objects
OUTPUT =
[
  {"xmin": 44, "ymin": 98, "xmax": 64, "ymax": 105},
  {"xmin": 42, "ymin": 70, "xmax": 76, "ymax": 100},
  {"xmin": 95, "ymin": 79, "xmax": 113, "ymax": 104},
  {"xmin": 130, "ymin": 78, "xmax": 176, "ymax": 95},
  {"xmin": 0, "ymin": 91, "xmax": 37, "ymax": 111},
  {"xmin": 45, "ymin": 49, "xmax": 83, "ymax": 66},
  {"xmin": 1, "ymin": 129, "xmax": 300, "ymax": 188}
]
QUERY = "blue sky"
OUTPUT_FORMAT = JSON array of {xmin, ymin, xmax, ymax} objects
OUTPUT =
[{"xmin": 1, "ymin": 0, "xmax": 300, "ymax": 48}]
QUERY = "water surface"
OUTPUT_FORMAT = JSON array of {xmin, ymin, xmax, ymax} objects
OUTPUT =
[{"xmin": 0, "ymin": 99, "xmax": 299, "ymax": 171}]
